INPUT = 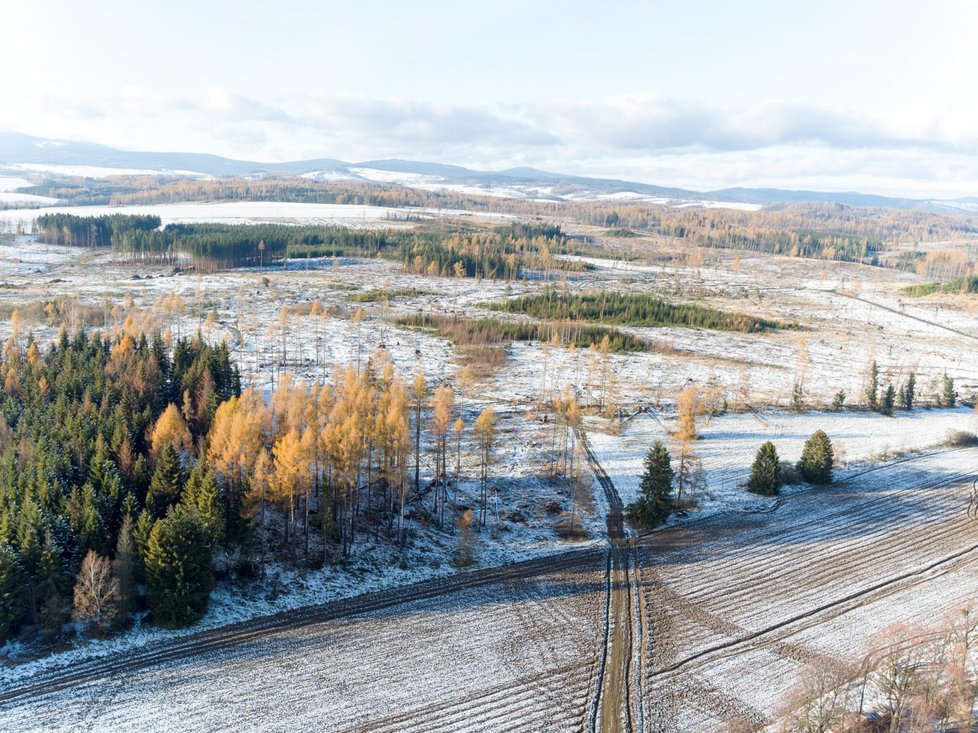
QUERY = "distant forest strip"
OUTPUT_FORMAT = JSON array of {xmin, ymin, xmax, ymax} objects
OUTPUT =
[
  {"xmin": 901, "ymin": 275, "xmax": 978, "ymax": 297},
  {"xmin": 34, "ymin": 214, "xmax": 589, "ymax": 276},
  {"xmin": 396, "ymin": 312, "xmax": 649, "ymax": 352},
  {"xmin": 26, "ymin": 174, "xmax": 978, "ymax": 255},
  {"xmin": 489, "ymin": 289, "xmax": 788, "ymax": 333}
]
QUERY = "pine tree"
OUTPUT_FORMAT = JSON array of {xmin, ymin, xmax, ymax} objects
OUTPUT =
[
  {"xmin": 133, "ymin": 509, "xmax": 154, "ymax": 583},
  {"xmin": 144, "ymin": 505, "xmax": 213, "ymax": 628},
  {"xmin": 150, "ymin": 403, "xmax": 193, "ymax": 459},
  {"xmin": 79, "ymin": 484, "xmax": 108, "ymax": 557},
  {"xmin": 797, "ymin": 430, "xmax": 834, "ymax": 485},
  {"xmin": 747, "ymin": 441, "xmax": 781, "ymax": 496},
  {"xmin": 185, "ymin": 463, "xmax": 223, "ymax": 546},
  {"xmin": 113, "ymin": 515, "xmax": 136, "ymax": 619},
  {"xmin": 473, "ymin": 406, "xmax": 497, "ymax": 527},
  {"xmin": 882, "ymin": 383, "xmax": 896, "ymax": 416},
  {"xmin": 676, "ymin": 386, "xmax": 698, "ymax": 441},
  {"xmin": 627, "ymin": 440, "xmax": 674, "ymax": 528},
  {"xmin": 146, "ymin": 443, "xmax": 185, "ymax": 519},
  {"xmin": 832, "ymin": 389, "xmax": 846, "ymax": 411},
  {"xmin": 0, "ymin": 546, "xmax": 23, "ymax": 642},
  {"xmin": 901, "ymin": 372, "xmax": 916, "ymax": 410},
  {"xmin": 942, "ymin": 373, "xmax": 957, "ymax": 407},
  {"xmin": 865, "ymin": 361, "xmax": 879, "ymax": 411}
]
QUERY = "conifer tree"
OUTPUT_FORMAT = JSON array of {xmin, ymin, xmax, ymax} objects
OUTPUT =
[
  {"xmin": 797, "ymin": 430, "xmax": 834, "ymax": 485},
  {"xmin": 0, "ymin": 546, "xmax": 23, "ymax": 641},
  {"xmin": 627, "ymin": 440, "xmax": 674, "ymax": 527},
  {"xmin": 185, "ymin": 463, "xmax": 223, "ymax": 546},
  {"xmin": 150, "ymin": 403, "xmax": 193, "ymax": 459},
  {"xmin": 882, "ymin": 383, "xmax": 896, "ymax": 416},
  {"xmin": 942, "ymin": 373, "xmax": 957, "ymax": 407},
  {"xmin": 865, "ymin": 361, "xmax": 879, "ymax": 411},
  {"xmin": 747, "ymin": 441, "xmax": 781, "ymax": 496},
  {"xmin": 133, "ymin": 509, "xmax": 154, "ymax": 583},
  {"xmin": 144, "ymin": 505, "xmax": 213, "ymax": 627},
  {"xmin": 113, "ymin": 515, "xmax": 135, "ymax": 619},
  {"xmin": 146, "ymin": 444, "xmax": 185, "ymax": 519},
  {"xmin": 901, "ymin": 372, "xmax": 915, "ymax": 410},
  {"xmin": 473, "ymin": 406, "xmax": 497, "ymax": 527}
]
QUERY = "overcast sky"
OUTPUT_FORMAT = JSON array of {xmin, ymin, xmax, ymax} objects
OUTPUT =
[{"xmin": 4, "ymin": 0, "xmax": 978, "ymax": 198}]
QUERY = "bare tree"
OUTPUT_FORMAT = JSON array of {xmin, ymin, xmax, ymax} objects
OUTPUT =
[{"xmin": 73, "ymin": 550, "xmax": 120, "ymax": 633}]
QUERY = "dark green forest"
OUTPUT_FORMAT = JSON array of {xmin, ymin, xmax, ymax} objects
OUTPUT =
[
  {"xmin": 34, "ymin": 215, "xmax": 584, "ymax": 277},
  {"xmin": 489, "ymin": 289, "xmax": 786, "ymax": 332},
  {"xmin": 0, "ymin": 329, "xmax": 239, "ymax": 640}
]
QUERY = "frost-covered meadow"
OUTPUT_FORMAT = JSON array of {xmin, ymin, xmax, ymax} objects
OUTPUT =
[{"xmin": 0, "ymin": 199, "xmax": 976, "ymax": 730}]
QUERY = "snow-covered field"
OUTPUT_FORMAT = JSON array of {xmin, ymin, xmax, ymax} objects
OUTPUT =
[
  {"xmin": 0, "ymin": 201, "xmax": 503, "ymax": 230},
  {"xmin": 637, "ymin": 448, "xmax": 978, "ymax": 730},
  {"xmin": 0, "ymin": 203, "xmax": 975, "ymax": 729},
  {"xmin": 0, "ymin": 176, "xmax": 58, "ymax": 205},
  {"xmin": 587, "ymin": 406, "xmax": 977, "ymax": 513},
  {"xmin": 4, "ymin": 447, "xmax": 975, "ymax": 732}
]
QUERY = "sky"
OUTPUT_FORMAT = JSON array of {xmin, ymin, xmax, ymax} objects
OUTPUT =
[{"xmin": 3, "ymin": 0, "xmax": 978, "ymax": 198}]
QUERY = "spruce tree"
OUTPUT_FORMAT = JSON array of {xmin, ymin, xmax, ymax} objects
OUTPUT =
[
  {"xmin": 184, "ymin": 463, "xmax": 223, "ymax": 546},
  {"xmin": 865, "ymin": 361, "xmax": 879, "ymax": 411},
  {"xmin": 146, "ymin": 444, "xmax": 185, "ymax": 519},
  {"xmin": 832, "ymin": 389, "xmax": 845, "ymax": 411},
  {"xmin": 882, "ymin": 384, "xmax": 896, "ymax": 416},
  {"xmin": 0, "ymin": 546, "xmax": 23, "ymax": 642},
  {"xmin": 901, "ymin": 372, "xmax": 915, "ymax": 410},
  {"xmin": 113, "ymin": 515, "xmax": 136, "ymax": 619},
  {"xmin": 747, "ymin": 441, "xmax": 781, "ymax": 496},
  {"xmin": 133, "ymin": 509, "xmax": 154, "ymax": 584},
  {"xmin": 144, "ymin": 505, "xmax": 213, "ymax": 627},
  {"xmin": 627, "ymin": 440, "xmax": 674, "ymax": 528},
  {"xmin": 797, "ymin": 430, "xmax": 834, "ymax": 485},
  {"xmin": 942, "ymin": 373, "xmax": 957, "ymax": 407}
]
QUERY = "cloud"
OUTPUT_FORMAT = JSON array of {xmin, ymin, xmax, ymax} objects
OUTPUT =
[
  {"xmin": 8, "ymin": 87, "xmax": 978, "ymax": 198},
  {"xmin": 536, "ymin": 94, "xmax": 978, "ymax": 155},
  {"xmin": 301, "ymin": 95, "xmax": 560, "ymax": 149}
]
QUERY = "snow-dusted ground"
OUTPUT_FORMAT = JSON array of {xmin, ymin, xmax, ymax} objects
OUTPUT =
[
  {"xmin": 0, "ymin": 201, "xmax": 504, "ymax": 231},
  {"xmin": 0, "ymin": 208, "xmax": 975, "ymax": 728},
  {"xmin": 638, "ymin": 447, "xmax": 978, "ymax": 730},
  {"xmin": 4, "ymin": 448, "xmax": 975, "ymax": 732},
  {"xmin": 586, "ymin": 406, "xmax": 977, "ymax": 512},
  {"xmin": 0, "ymin": 175, "xmax": 58, "ymax": 205}
]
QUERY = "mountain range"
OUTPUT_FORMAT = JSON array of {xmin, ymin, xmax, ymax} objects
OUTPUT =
[{"xmin": 0, "ymin": 131, "xmax": 973, "ymax": 212}]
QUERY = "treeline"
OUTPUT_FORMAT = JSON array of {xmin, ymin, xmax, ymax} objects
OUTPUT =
[
  {"xmin": 33, "ymin": 214, "xmax": 584, "ymax": 277},
  {"xmin": 0, "ymin": 329, "xmax": 239, "ymax": 639},
  {"xmin": 27, "ymin": 174, "xmax": 978, "ymax": 258},
  {"xmin": 35, "ymin": 213, "xmax": 161, "ymax": 248},
  {"xmin": 400, "ymin": 223, "xmax": 582, "ymax": 279},
  {"xmin": 398, "ymin": 312, "xmax": 649, "ymax": 352},
  {"xmin": 0, "ymin": 326, "xmax": 506, "ymax": 641},
  {"xmin": 489, "ymin": 288, "xmax": 786, "ymax": 332}
]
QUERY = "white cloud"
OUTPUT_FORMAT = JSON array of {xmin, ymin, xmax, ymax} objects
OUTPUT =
[{"xmin": 5, "ymin": 87, "xmax": 978, "ymax": 199}]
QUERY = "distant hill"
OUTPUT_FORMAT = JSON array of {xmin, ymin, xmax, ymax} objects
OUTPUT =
[{"xmin": 0, "ymin": 131, "xmax": 971, "ymax": 211}]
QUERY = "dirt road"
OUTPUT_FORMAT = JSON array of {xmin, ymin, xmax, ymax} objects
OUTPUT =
[{"xmin": 581, "ymin": 430, "xmax": 639, "ymax": 733}]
